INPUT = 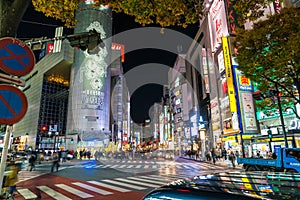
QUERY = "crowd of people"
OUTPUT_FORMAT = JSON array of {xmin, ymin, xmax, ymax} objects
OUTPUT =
[{"xmin": 184, "ymin": 147, "xmax": 240, "ymax": 168}]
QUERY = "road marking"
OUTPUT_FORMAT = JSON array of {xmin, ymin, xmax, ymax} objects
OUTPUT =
[
  {"xmin": 118, "ymin": 165, "xmax": 127, "ymax": 168},
  {"xmin": 55, "ymin": 184, "xmax": 94, "ymax": 198},
  {"xmin": 135, "ymin": 165, "xmax": 142, "ymax": 168},
  {"xmin": 127, "ymin": 165, "xmax": 134, "ymax": 168},
  {"xmin": 17, "ymin": 188, "xmax": 37, "ymax": 200},
  {"xmin": 72, "ymin": 182, "xmax": 113, "ymax": 195},
  {"xmin": 36, "ymin": 186, "xmax": 72, "ymax": 200},
  {"xmin": 127, "ymin": 177, "xmax": 168, "ymax": 185},
  {"xmin": 102, "ymin": 179, "xmax": 146, "ymax": 190},
  {"xmin": 85, "ymin": 164, "xmax": 97, "ymax": 168},
  {"xmin": 88, "ymin": 181, "xmax": 131, "ymax": 192},
  {"xmin": 144, "ymin": 165, "xmax": 149, "ymax": 168},
  {"xmin": 110, "ymin": 165, "xmax": 119, "ymax": 168},
  {"xmin": 115, "ymin": 178, "xmax": 161, "ymax": 187},
  {"xmin": 138, "ymin": 176, "xmax": 173, "ymax": 181}
]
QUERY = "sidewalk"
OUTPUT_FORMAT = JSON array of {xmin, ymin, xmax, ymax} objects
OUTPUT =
[{"xmin": 179, "ymin": 156, "xmax": 242, "ymax": 169}]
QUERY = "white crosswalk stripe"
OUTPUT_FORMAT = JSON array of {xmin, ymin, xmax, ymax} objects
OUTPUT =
[
  {"xmin": 72, "ymin": 182, "xmax": 113, "ymax": 195},
  {"xmin": 17, "ymin": 171, "xmax": 47, "ymax": 183},
  {"xmin": 127, "ymin": 177, "xmax": 169, "ymax": 185},
  {"xmin": 101, "ymin": 179, "xmax": 147, "ymax": 190},
  {"xmin": 55, "ymin": 184, "xmax": 94, "ymax": 198},
  {"xmin": 36, "ymin": 186, "xmax": 72, "ymax": 200},
  {"xmin": 17, "ymin": 188, "xmax": 37, "ymax": 200},
  {"xmin": 114, "ymin": 178, "xmax": 161, "ymax": 187},
  {"xmin": 87, "ymin": 181, "xmax": 131, "ymax": 192}
]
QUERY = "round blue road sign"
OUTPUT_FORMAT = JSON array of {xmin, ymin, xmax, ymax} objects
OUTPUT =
[
  {"xmin": 0, "ymin": 84, "xmax": 28, "ymax": 125},
  {"xmin": 0, "ymin": 37, "xmax": 35, "ymax": 76}
]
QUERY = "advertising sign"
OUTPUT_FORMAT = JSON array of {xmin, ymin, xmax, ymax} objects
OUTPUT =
[
  {"xmin": 209, "ymin": 0, "xmax": 229, "ymax": 51},
  {"xmin": 222, "ymin": 37, "xmax": 237, "ymax": 113},
  {"xmin": 233, "ymin": 66, "xmax": 259, "ymax": 133},
  {"xmin": 225, "ymin": 0, "xmax": 244, "ymax": 35}
]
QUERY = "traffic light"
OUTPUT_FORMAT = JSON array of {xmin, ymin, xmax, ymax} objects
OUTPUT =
[
  {"xmin": 267, "ymin": 129, "xmax": 272, "ymax": 139},
  {"xmin": 68, "ymin": 29, "xmax": 105, "ymax": 54},
  {"xmin": 41, "ymin": 125, "xmax": 48, "ymax": 132}
]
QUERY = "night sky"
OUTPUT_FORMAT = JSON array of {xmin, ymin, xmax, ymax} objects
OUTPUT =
[{"xmin": 17, "ymin": 3, "xmax": 198, "ymax": 123}]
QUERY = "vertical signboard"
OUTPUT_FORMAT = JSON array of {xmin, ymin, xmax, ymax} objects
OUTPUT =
[
  {"xmin": 209, "ymin": 0, "xmax": 229, "ymax": 51},
  {"xmin": 222, "ymin": 37, "xmax": 237, "ymax": 112},
  {"xmin": 233, "ymin": 67, "xmax": 259, "ymax": 133},
  {"xmin": 222, "ymin": 37, "xmax": 239, "ymax": 132},
  {"xmin": 225, "ymin": 0, "xmax": 244, "ymax": 35}
]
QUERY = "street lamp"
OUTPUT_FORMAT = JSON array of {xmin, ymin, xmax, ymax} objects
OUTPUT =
[{"xmin": 54, "ymin": 132, "xmax": 59, "ymax": 152}]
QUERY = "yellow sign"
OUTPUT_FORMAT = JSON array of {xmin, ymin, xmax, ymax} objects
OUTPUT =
[{"xmin": 222, "ymin": 37, "xmax": 237, "ymax": 112}]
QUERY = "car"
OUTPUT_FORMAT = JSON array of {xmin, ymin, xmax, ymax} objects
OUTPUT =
[{"xmin": 142, "ymin": 171, "xmax": 300, "ymax": 200}]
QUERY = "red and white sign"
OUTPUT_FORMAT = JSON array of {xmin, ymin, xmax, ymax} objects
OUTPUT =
[
  {"xmin": 209, "ymin": 0, "xmax": 229, "ymax": 51},
  {"xmin": 111, "ymin": 43, "xmax": 125, "ymax": 62}
]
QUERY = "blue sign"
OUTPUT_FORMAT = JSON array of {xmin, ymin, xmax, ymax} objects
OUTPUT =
[
  {"xmin": 0, "ymin": 84, "xmax": 28, "ymax": 125},
  {"xmin": 0, "ymin": 37, "xmax": 35, "ymax": 76}
]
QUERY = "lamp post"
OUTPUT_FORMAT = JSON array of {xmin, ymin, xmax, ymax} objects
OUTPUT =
[{"xmin": 54, "ymin": 132, "xmax": 59, "ymax": 152}]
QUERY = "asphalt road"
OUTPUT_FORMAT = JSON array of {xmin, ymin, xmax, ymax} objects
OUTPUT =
[{"xmin": 12, "ymin": 157, "xmax": 238, "ymax": 200}]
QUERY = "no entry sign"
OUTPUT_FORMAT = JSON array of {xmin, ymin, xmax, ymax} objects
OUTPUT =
[
  {"xmin": 0, "ymin": 84, "xmax": 28, "ymax": 125},
  {"xmin": 0, "ymin": 37, "xmax": 35, "ymax": 76}
]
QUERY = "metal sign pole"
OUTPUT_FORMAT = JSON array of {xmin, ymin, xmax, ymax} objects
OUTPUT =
[{"xmin": 0, "ymin": 125, "xmax": 13, "ymax": 191}]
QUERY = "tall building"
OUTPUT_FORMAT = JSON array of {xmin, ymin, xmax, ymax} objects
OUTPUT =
[
  {"xmin": 66, "ymin": 2, "xmax": 112, "ymax": 152},
  {"xmin": 168, "ymin": 54, "xmax": 192, "ymax": 155},
  {"xmin": 110, "ymin": 45, "xmax": 130, "ymax": 150},
  {"xmin": 11, "ymin": 3, "xmax": 132, "ymax": 155},
  {"xmin": 12, "ymin": 40, "xmax": 73, "ymax": 151}
]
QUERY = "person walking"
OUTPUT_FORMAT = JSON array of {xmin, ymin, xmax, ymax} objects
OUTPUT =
[
  {"xmin": 51, "ymin": 152, "xmax": 60, "ymax": 172},
  {"xmin": 28, "ymin": 154, "xmax": 36, "ymax": 171},
  {"xmin": 229, "ymin": 151, "xmax": 236, "ymax": 168},
  {"xmin": 211, "ymin": 148, "xmax": 216, "ymax": 165},
  {"xmin": 4, "ymin": 161, "xmax": 19, "ymax": 198}
]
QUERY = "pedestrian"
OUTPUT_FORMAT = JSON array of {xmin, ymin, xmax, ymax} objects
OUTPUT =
[
  {"xmin": 222, "ymin": 149, "xmax": 227, "ymax": 160},
  {"xmin": 94, "ymin": 150, "xmax": 100, "ymax": 161},
  {"xmin": 256, "ymin": 150, "xmax": 261, "ymax": 158},
  {"xmin": 87, "ymin": 150, "xmax": 91, "ymax": 160},
  {"xmin": 229, "ymin": 151, "xmax": 236, "ymax": 168},
  {"xmin": 79, "ymin": 150, "xmax": 83, "ymax": 160},
  {"xmin": 211, "ymin": 148, "xmax": 216, "ymax": 165},
  {"xmin": 28, "ymin": 154, "xmax": 36, "ymax": 171},
  {"xmin": 51, "ymin": 152, "xmax": 60, "ymax": 172},
  {"xmin": 4, "ymin": 161, "xmax": 19, "ymax": 198}
]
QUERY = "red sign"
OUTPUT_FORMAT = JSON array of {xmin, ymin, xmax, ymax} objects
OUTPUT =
[
  {"xmin": 0, "ymin": 37, "xmax": 35, "ymax": 76},
  {"xmin": 47, "ymin": 43, "xmax": 54, "ymax": 54},
  {"xmin": 0, "ymin": 84, "xmax": 28, "ymax": 125},
  {"xmin": 111, "ymin": 43, "xmax": 125, "ymax": 62}
]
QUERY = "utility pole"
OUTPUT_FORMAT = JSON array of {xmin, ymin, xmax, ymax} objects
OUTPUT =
[{"xmin": 0, "ymin": 125, "xmax": 13, "ymax": 191}]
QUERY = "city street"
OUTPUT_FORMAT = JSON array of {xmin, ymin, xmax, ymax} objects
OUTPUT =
[{"xmin": 13, "ymin": 157, "xmax": 239, "ymax": 200}]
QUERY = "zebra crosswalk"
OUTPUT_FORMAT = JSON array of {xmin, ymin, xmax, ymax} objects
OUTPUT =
[
  {"xmin": 70, "ymin": 160, "xmax": 225, "ymax": 170},
  {"xmin": 15, "ymin": 173, "xmax": 190, "ymax": 199}
]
